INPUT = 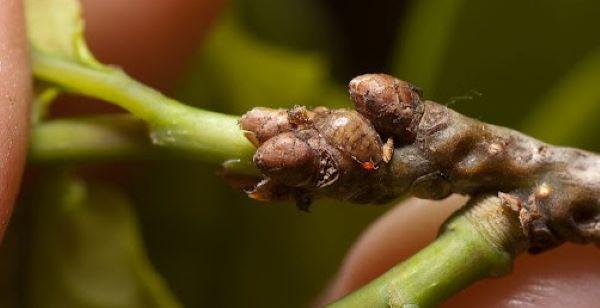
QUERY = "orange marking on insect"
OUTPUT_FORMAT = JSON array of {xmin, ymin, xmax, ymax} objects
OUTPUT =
[
  {"xmin": 361, "ymin": 161, "xmax": 376, "ymax": 171},
  {"xmin": 248, "ymin": 191, "xmax": 269, "ymax": 201}
]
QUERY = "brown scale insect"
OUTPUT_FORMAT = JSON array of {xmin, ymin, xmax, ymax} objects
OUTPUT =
[
  {"xmin": 252, "ymin": 131, "xmax": 319, "ymax": 187},
  {"xmin": 312, "ymin": 109, "xmax": 383, "ymax": 169},
  {"xmin": 287, "ymin": 106, "xmax": 393, "ymax": 169},
  {"xmin": 349, "ymin": 73, "xmax": 424, "ymax": 143},
  {"xmin": 236, "ymin": 104, "xmax": 396, "ymax": 210},
  {"xmin": 238, "ymin": 107, "xmax": 292, "ymax": 147}
]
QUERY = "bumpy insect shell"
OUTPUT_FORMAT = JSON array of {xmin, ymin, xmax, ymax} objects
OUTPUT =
[
  {"xmin": 349, "ymin": 73, "xmax": 423, "ymax": 141},
  {"xmin": 238, "ymin": 107, "xmax": 292, "ymax": 146},
  {"xmin": 242, "ymin": 105, "xmax": 389, "ymax": 190},
  {"xmin": 313, "ymin": 110, "xmax": 383, "ymax": 165},
  {"xmin": 253, "ymin": 132, "xmax": 319, "ymax": 187}
]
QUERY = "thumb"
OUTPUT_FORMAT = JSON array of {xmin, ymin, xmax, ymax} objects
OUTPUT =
[{"xmin": 0, "ymin": 0, "xmax": 31, "ymax": 241}]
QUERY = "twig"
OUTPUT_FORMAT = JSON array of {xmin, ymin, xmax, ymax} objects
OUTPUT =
[
  {"xmin": 239, "ymin": 74, "xmax": 600, "ymax": 252},
  {"xmin": 30, "ymin": 51, "xmax": 255, "ymax": 171},
  {"xmin": 328, "ymin": 195, "xmax": 525, "ymax": 307},
  {"xmin": 29, "ymin": 115, "xmax": 158, "ymax": 163}
]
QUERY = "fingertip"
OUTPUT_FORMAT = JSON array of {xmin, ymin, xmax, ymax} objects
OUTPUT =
[
  {"xmin": 445, "ymin": 244, "xmax": 600, "ymax": 307},
  {"xmin": 53, "ymin": 0, "xmax": 226, "ymax": 116},
  {"xmin": 81, "ymin": 0, "xmax": 225, "ymax": 89},
  {"xmin": 0, "ymin": 0, "xmax": 31, "ymax": 240}
]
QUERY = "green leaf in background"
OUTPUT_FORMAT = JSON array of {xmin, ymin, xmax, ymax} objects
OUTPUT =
[
  {"xmin": 235, "ymin": 0, "xmax": 332, "ymax": 51},
  {"xmin": 28, "ymin": 173, "xmax": 180, "ymax": 308},
  {"xmin": 25, "ymin": 0, "xmax": 100, "ymax": 66},
  {"xmin": 25, "ymin": 0, "xmax": 100, "ymax": 124},
  {"xmin": 392, "ymin": 0, "xmax": 466, "ymax": 91},
  {"xmin": 391, "ymin": 0, "xmax": 600, "ymax": 134},
  {"xmin": 175, "ymin": 12, "xmax": 346, "ymax": 114},
  {"xmin": 523, "ymin": 48, "xmax": 600, "ymax": 149}
]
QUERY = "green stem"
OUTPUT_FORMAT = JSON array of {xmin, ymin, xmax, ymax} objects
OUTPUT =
[
  {"xmin": 329, "ymin": 195, "xmax": 525, "ymax": 308},
  {"xmin": 31, "ymin": 50, "xmax": 255, "ymax": 169},
  {"xmin": 31, "ymin": 86, "xmax": 60, "ymax": 124},
  {"xmin": 32, "ymin": 49, "xmax": 186, "ymax": 122},
  {"xmin": 29, "ymin": 115, "xmax": 157, "ymax": 163},
  {"xmin": 29, "ymin": 115, "xmax": 257, "ymax": 173}
]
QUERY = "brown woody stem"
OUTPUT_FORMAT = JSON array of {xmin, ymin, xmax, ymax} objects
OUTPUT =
[{"xmin": 240, "ymin": 74, "xmax": 600, "ymax": 252}]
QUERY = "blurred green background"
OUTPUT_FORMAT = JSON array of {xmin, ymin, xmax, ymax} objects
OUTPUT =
[{"xmin": 3, "ymin": 0, "xmax": 600, "ymax": 307}]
